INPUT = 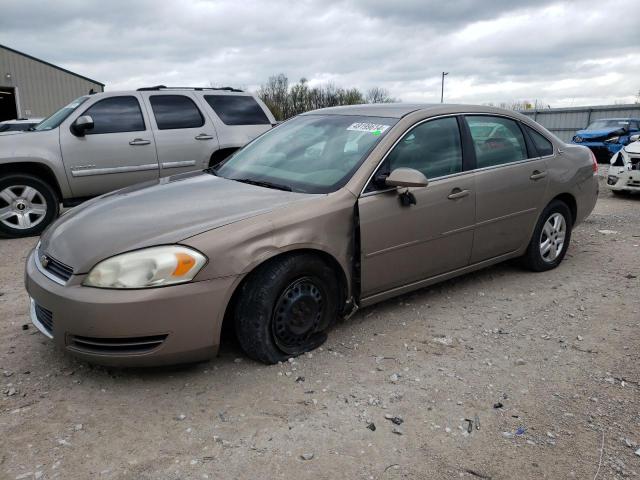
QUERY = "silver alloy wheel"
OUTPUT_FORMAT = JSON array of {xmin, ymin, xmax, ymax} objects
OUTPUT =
[
  {"xmin": 0, "ymin": 185, "xmax": 48, "ymax": 230},
  {"xmin": 539, "ymin": 212, "xmax": 566, "ymax": 263}
]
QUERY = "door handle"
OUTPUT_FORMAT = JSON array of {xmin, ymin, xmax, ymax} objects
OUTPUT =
[
  {"xmin": 530, "ymin": 170, "xmax": 548, "ymax": 180},
  {"xmin": 129, "ymin": 138, "xmax": 151, "ymax": 146},
  {"xmin": 195, "ymin": 133, "xmax": 214, "ymax": 140},
  {"xmin": 447, "ymin": 188, "xmax": 470, "ymax": 200}
]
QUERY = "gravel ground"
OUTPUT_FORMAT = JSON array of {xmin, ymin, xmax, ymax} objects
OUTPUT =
[{"xmin": 1, "ymin": 173, "xmax": 638, "ymax": 480}]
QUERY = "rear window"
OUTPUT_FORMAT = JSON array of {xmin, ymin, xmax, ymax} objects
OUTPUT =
[
  {"xmin": 150, "ymin": 95, "xmax": 204, "ymax": 130},
  {"xmin": 525, "ymin": 126, "xmax": 554, "ymax": 156},
  {"xmin": 204, "ymin": 95, "xmax": 270, "ymax": 125}
]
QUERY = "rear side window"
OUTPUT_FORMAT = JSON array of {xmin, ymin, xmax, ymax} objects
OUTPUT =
[
  {"xmin": 82, "ymin": 96, "xmax": 145, "ymax": 134},
  {"xmin": 466, "ymin": 116, "xmax": 527, "ymax": 168},
  {"xmin": 150, "ymin": 95, "xmax": 204, "ymax": 130},
  {"xmin": 525, "ymin": 126, "xmax": 554, "ymax": 156},
  {"xmin": 204, "ymin": 95, "xmax": 270, "ymax": 125}
]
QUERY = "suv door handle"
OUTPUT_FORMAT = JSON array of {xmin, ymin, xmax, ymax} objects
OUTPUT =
[
  {"xmin": 530, "ymin": 170, "xmax": 547, "ymax": 180},
  {"xmin": 447, "ymin": 188, "xmax": 470, "ymax": 200},
  {"xmin": 195, "ymin": 133, "xmax": 214, "ymax": 140},
  {"xmin": 129, "ymin": 138, "xmax": 151, "ymax": 146}
]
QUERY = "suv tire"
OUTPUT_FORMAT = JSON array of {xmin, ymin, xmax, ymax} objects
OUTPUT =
[
  {"xmin": 0, "ymin": 174, "xmax": 59, "ymax": 238},
  {"xmin": 235, "ymin": 253, "xmax": 340, "ymax": 364}
]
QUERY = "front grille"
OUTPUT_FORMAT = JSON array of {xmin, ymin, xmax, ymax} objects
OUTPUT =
[
  {"xmin": 43, "ymin": 255, "xmax": 74, "ymax": 282},
  {"xmin": 34, "ymin": 304, "xmax": 53, "ymax": 334},
  {"xmin": 68, "ymin": 334, "xmax": 168, "ymax": 355}
]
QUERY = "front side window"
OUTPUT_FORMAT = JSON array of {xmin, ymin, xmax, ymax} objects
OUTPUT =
[
  {"xmin": 215, "ymin": 114, "xmax": 397, "ymax": 193},
  {"xmin": 204, "ymin": 95, "xmax": 270, "ymax": 125},
  {"xmin": 384, "ymin": 117, "xmax": 463, "ymax": 180},
  {"xmin": 81, "ymin": 96, "xmax": 145, "ymax": 135},
  {"xmin": 467, "ymin": 116, "xmax": 527, "ymax": 168},
  {"xmin": 34, "ymin": 96, "xmax": 89, "ymax": 131},
  {"xmin": 525, "ymin": 126, "xmax": 554, "ymax": 156},
  {"xmin": 150, "ymin": 95, "xmax": 204, "ymax": 130}
]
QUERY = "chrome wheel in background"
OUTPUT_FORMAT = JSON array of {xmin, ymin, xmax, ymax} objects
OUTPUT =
[{"xmin": 0, "ymin": 185, "xmax": 48, "ymax": 230}]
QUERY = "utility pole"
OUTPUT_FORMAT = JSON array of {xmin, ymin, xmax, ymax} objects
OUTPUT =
[{"xmin": 441, "ymin": 72, "xmax": 448, "ymax": 103}]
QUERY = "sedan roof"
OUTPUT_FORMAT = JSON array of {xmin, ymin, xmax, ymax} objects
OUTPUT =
[{"xmin": 301, "ymin": 103, "xmax": 434, "ymax": 118}]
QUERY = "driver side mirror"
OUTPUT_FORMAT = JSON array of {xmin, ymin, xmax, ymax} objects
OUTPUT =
[
  {"xmin": 71, "ymin": 115, "xmax": 94, "ymax": 137},
  {"xmin": 385, "ymin": 168, "xmax": 429, "ymax": 188}
]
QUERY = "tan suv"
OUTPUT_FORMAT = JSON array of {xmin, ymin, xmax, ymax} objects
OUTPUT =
[
  {"xmin": 25, "ymin": 104, "xmax": 599, "ymax": 367},
  {"xmin": 0, "ymin": 86, "xmax": 275, "ymax": 238}
]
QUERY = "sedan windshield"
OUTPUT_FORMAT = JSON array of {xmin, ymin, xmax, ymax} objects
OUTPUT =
[
  {"xmin": 215, "ymin": 114, "xmax": 398, "ymax": 193},
  {"xmin": 34, "ymin": 96, "xmax": 89, "ymax": 131},
  {"xmin": 586, "ymin": 119, "xmax": 629, "ymax": 130}
]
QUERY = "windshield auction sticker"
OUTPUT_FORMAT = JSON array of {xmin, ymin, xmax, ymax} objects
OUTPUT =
[{"xmin": 347, "ymin": 122, "xmax": 390, "ymax": 135}]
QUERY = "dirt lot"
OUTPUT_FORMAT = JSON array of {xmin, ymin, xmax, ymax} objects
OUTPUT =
[{"xmin": 1, "ymin": 172, "xmax": 638, "ymax": 480}]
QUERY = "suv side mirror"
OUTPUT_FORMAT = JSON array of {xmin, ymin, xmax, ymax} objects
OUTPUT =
[
  {"xmin": 385, "ymin": 168, "xmax": 429, "ymax": 188},
  {"xmin": 71, "ymin": 115, "xmax": 94, "ymax": 137}
]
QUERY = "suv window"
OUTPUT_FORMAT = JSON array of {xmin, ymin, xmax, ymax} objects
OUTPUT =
[
  {"xmin": 82, "ymin": 96, "xmax": 145, "ymax": 135},
  {"xmin": 467, "ymin": 116, "xmax": 527, "ymax": 168},
  {"xmin": 525, "ymin": 126, "xmax": 554, "ymax": 156},
  {"xmin": 384, "ymin": 117, "xmax": 462, "ymax": 180},
  {"xmin": 204, "ymin": 95, "xmax": 270, "ymax": 125},
  {"xmin": 150, "ymin": 95, "xmax": 204, "ymax": 130}
]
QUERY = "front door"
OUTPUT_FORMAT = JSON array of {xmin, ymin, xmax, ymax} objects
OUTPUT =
[
  {"xmin": 143, "ymin": 93, "xmax": 219, "ymax": 177},
  {"xmin": 465, "ymin": 115, "xmax": 550, "ymax": 263},
  {"xmin": 60, "ymin": 94, "xmax": 159, "ymax": 198},
  {"xmin": 358, "ymin": 116, "xmax": 476, "ymax": 298}
]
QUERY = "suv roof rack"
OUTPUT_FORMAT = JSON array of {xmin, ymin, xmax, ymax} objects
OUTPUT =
[{"xmin": 136, "ymin": 85, "xmax": 244, "ymax": 92}]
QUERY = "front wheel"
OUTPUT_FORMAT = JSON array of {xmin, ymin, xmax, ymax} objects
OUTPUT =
[
  {"xmin": 521, "ymin": 200, "xmax": 572, "ymax": 272},
  {"xmin": 0, "ymin": 174, "xmax": 59, "ymax": 238},
  {"xmin": 234, "ymin": 254, "xmax": 341, "ymax": 364}
]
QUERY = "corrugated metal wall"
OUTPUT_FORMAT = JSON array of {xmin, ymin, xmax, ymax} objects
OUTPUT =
[
  {"xmin": 519, "ymin": 104, "xmax": 640, "ymax": 142},
  {"xmin": 0, "ymin": 45, "xmax": 104, "ymax": 119}
]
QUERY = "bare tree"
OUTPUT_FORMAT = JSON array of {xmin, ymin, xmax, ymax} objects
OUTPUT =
[{"xmin": 366, "ymin": 87, "xmax": 396, "ymax": 104}]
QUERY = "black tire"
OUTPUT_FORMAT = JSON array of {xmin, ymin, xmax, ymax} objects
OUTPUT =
[
  {"xmin": 521, "ymin": 200, "xmax": 573, "ymax": 272},
  {"xmin": 235, "ymin": 253, "xmax": 341, "ymax": 364},
  {"xmin": 0, "ymin": 174, "xmax": 59, "ymax": 238}
]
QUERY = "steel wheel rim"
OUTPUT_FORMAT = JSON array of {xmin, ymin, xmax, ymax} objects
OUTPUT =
[
  {"xmin": 539, "ymin": 212, "xmax": 566, "ymax": 263},
  {"xmin": 272, "ymin": 277, "xmax": 324, "ymax": 354},
  {"xmin": 0, "ymin": 185, "xmax": 48, "ymax": 230}
]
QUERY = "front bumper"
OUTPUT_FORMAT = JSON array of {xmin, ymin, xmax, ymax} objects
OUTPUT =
[
  {"xmin": 25, "ymin": 249, "xmax": 238, "ymax": 367},
  {"xmin": 572, "ymin": 142, "xmax": 622, "ymax": 160},
  {"xmin": 607, "ymin": 170, "xmax": 640, "ymax": 192}
]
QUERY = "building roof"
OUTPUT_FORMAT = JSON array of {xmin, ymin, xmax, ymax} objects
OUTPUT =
[{"xmin": 0, "ymin": 44, "xmax": 105, "ymax": 87}]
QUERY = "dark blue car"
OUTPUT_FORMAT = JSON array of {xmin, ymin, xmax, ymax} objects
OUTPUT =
[{"xmin": 572, "ymin": 118, "xmax": 640, "ymax": 161}]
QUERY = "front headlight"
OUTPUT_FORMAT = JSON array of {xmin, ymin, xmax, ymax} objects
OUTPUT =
[
  {"xmin": 604, "ymin": 136, "xmax": 620, "ymax": 144},
  {"xmin": 83, "ymin": 245, "xmax": 207, "ymax": 289}
]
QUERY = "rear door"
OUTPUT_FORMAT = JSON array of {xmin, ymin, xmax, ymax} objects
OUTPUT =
[
  {"xmin": 60, "ymin": 94, "xmax": 159, "ymax": 198},
  {"xmin": 465, "ymin": 115, "xmax": 550, "ymax": 263},
  {"xmin": 200, "ymin": 93, "xmax": 274, "ymax": 158},
  {"xmin": 143, "ymin": 93, "xmax": 219, "ymax": 177},
  {"xmin": 358, "ymin": 116, "xmax": 476, "ymax": 297}
]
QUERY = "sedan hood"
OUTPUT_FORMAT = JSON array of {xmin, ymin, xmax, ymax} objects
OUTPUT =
[{"xmin": 40, "ymin": 172, "xmax": 317, "ymax": 273}]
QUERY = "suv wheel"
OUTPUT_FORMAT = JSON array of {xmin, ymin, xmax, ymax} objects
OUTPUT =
[
  {"xmin": 235, "ymin": 254, "xmax": 341, "ymax": 364},
  {"xmin": 0, "ymin": 174, "xmax": 59, "ymax": 238},
  {"xmin": 521, "ymin": 200, "xmax": 572, "ymax": 272}
]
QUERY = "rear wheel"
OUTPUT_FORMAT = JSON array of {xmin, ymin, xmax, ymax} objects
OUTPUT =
[
  {"xmin": 521, "ymin": 200, "xmax": 572, "ymax": 272},
  {"xmin": 0, "ymin": 174, "xmax": 59, "ymax": 238},
  {"xmin": 235, "ymin": 254, "xmax": 341, "ymax": 364}
]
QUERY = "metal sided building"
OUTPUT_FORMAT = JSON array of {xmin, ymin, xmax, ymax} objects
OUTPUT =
[
  {"xmin": 519, "ymin": 104, "xmax": 640, "ymax": 142},
  {"xmin": 0, "ymin": 44, "xmax": 104, "ymax": 122}
]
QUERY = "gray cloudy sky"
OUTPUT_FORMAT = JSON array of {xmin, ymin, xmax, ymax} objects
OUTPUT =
[{"xmin": 1, "ymin": 0, "xmax": 639, "ymax": 107}]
